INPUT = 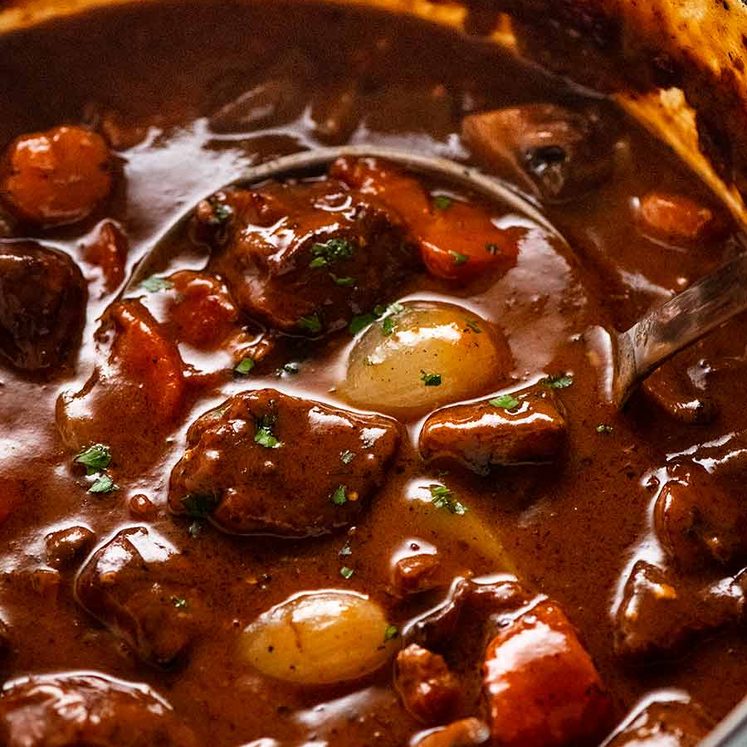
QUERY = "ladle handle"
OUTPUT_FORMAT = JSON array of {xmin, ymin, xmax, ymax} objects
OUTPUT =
[{"xmin": 614, "ymin": 251, "xmax": 747, "ymax": 405}]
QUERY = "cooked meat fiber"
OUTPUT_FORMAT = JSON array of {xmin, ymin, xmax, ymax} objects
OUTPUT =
[
  {"xmin": 0, "ymin": 241, "xmax": 86, "ymax": 371},
  {"xmin": 0, "ymin": 672, "xmax": 197, "ymax": 747},
  {"xmin": 75, "ymin": 526, "xmax": 203, "ymax": 668},
  {"xmin": 169, "ymin": 389, "xmax": 400, "ymax": 537},
  {"xmin": 204, "ymin": 178, "xmax": 418, "ymax": 335}
]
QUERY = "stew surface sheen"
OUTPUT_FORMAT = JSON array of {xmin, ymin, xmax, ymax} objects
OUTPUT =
[{"xmin": 1, "ymin": 2, "xmax": 747, "ymax": 746}]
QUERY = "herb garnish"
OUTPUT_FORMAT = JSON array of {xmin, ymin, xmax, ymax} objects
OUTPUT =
[
  {"xmin": 349, "ymin": 302, "xmax": 404, "ymax": 335},
  {"xmin": 206, "ymin": 198, "xmax": 233, "ymax": 226},
  {"xmin": 490, "ymin": 394, "xmax": 520, "ymax": 411},
  {"xmin": 542, "ymin": 373, "xmax": 574, "ymax": 389},
  {"xmin": 140, "ymin": 275, "xmax": 173, "ymax": 293},
  {"xmin": 234, "ymin": 357, "xmax": 255, "ymax": 376},
  {"xmin": 75, "ymin": 444, "xmax": 112, "ymax": 474},
  {"xmin": 450, "ymin": 250, "xmax": 469, "ymax": 266},
  {"xmin": 89, "ymin": 474, "xmax": 118, "ymax": 494},
  {"xmin": 465, "ymin": 320, "xmax": 481, "ymax": 333},
  {"xmin": 255, "ymin": 414, "xmax": 282, "ymax": 449},
  {"xmin": 339, "ymin": 542, "xmax": 353, "ymax": 557},
  {"xmin": 331, "ymin": 485, "xmax": 348, "ymax": 506},
  {"xmin": 384, "ymin": 624, "xmax": 399, "ymax": 641},
  {"xmin": 330, "ymin": 274, "xmax": 356, "ymax": 287},
  {"xmin": 309, "ymin": 238, "xmax": 355, "ymax": 268},
  {"xmin": 340, "ymin": 450, "xmax": 356, "ymax": 465},
  {"xmin": 596, "ymin": 424, "xmax": 614, "ymax": 434},
  {"xmin": 486, "ymin": 243, "xmax": 499, "ymax": 255},
  {"xmin": 421, "ymin": 370, "xmax": 442, "ymax": 387},
  {"xmin": 429, "ymin": 484, "xmax": 468, "ymax": 515},
  {"xmin": 171, "ymin": 596, "xmax": 188, "ymax": 610},
  {"xmin": 432, "ymin": 195, "xmax": 453, "ymax": 211},
  {"xmin": 340, "ymin": 566, "xmax": 355, "ymax": 580},
  {"xmin": 298, "ymin": 314, "xmax": 322, "ymax": 335}
]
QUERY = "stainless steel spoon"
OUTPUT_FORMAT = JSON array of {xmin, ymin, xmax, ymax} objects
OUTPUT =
[{"xmin": 127, "ymin": 145, "xmax": 747, "ymax": 407}]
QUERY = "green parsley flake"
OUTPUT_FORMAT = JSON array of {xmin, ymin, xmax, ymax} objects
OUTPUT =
[
  {"xmin": 140, "ymin": 275, "xmax": 173, "ymax": 293},
  {"xmin": 331, "ymin": 485, "xmax": 348, "ymax": 506},
  {"xmin": 432, "ymin": 194, "xmax": 453, "ymax": 211},
  {"xmin": 542, "ymin": 373, "xmax": 574, "ymax": 389},
  {"xmin": 234, "ymin": 357, "xmax": 255, "ymax": 375},
  {"xmin": 421, "ymin": 370, "xmax": 442, "ymax": 387},
  {"xmin": 340, "ymin": 566, "xmax": 355, "ymax": 579},
  {"xmin": 490, "ymin": 394, "xmax": 520, "ymax": 411},
  {"xmin": 181, "ymin": 494, "xmax": 217, "ymax": 519},
  {"xmin": 339, "ymin": 542, "xmax": 353, "ymax": 557},
  {"xmin": 381, "ymin": 316, "xmax": 396, "ymax": 336},
  {"xmin": 384, "ymin": 624, "xmax": 399, "ymax": 642},
  {"xmin": 596, "ymin": 424, "xmax": 614, "ymax": 434},
  {"xmin": 465, "ymin": 320, "xmax": 481, "ymax": 333},
  {"xmin": 309, "ymin": 238, "xmax": 355, "ymax": 268},
  {"xmin": 450, "ymin": 250, "xmax": 469, "ymax": 266},
  {"xmin": 429, "ymin": 484, "xmax": 468, "ymax": 515},
  {"xmin": 298, "ymin": 314, "xmax": 322, "ymax": 335},
  {"xmin": 282, "ymin": 362, "xmax": 300, "ymax": 375},
  {"xmin": 188, "ymin": 521, "xmax": 202, "ymax": 538},
  {"xmin": 74, "ymin": 443, "xmax": 112, "ymax": 475},
  {"xmin": 486, "ymin": 243, "xmax": 499, "ymax": 255},
  {"xmin": 340, "ymin": 450, "xmax": 356, "ymax": 465},
  {"xmin": 89, "ymin": 474, "xmax": 118, "ymax": 494},
  {"xmin": 349, "ymin": 313, "xmax": 378, "ymax": 335},
  {"xmin": 207, "ymin": 199, "xmax": 233, "ymax": 226},
  {"xmin": 171, "ymin": 596, "xmax": 188, "ymax": 610},
  {"xmin": 255, "ymin": 415, "xmax": 282, "ymax": 449},
  {"xmin": 331, "ymin": 274, "xmax": 356, "ymax": 287}
]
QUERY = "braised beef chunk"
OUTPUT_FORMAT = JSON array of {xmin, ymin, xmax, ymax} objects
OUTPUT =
[
  {"xmin": 44, "ymin": 525, "xmax": 96, "ymax": 569},
  {"xmin": 614, "ymin": 561, "xmax": 745, "ymax": 657},
  {"xmin": 0, "ymin": 241, "xmax": 86, "ymax": 371},
  {"xmin": 653, "ymin": 463, "xmax": 747, "ymax": 571},
  {"xmin": 204, "ymin": 178, "xmax": 418, "ymax": 335},
  {"xmin": 0, "ymin": 672, "xmax": 197, "ymax": 746},
  {"xmin": 462, "ymin": 104, "xmax": 615, "ymax": 202},
  {"xmin": 395, "ymin": 644, "xmax": 460, "ymax": 724},
  {"xmin": 605, "ymin": 698, "xmax": 713, "ymax": 747},
  {"xmin": 75, "ymin": 527, "xmax": 203, "ymax": 667},
  {"xmin": 419, "ymin": 388, "xmax": 567, "ymax": 474},
  {"xmin": 169, "ymin": 389, "xmax": 400, "ymax": 537}
]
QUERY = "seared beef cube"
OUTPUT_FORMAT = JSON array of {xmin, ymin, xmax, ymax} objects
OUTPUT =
[
  {"xmin": 205, "ymin": 179, "xmax": 418, "ymax": 334},
  {"xmin": 169, "ymin": 388, "xmax": 400, "ymax": 537},
  {"xmin": 419, "ymin": 388, "xmax": 566, "ymax": 474},
  {"xmin": 605, "ymin": 698, "xmax": 712, "ymax": 747},
  {"xmin": 75, "ymin": 527, "xmax": 202, "ymax": 667},
  {"xmin": 0, "ymin": 672, "xmax": 197, "ymax": 746},
  {"xmin": 0, "ymin": 241, "xmax": 86, "ymax": 371},
  {"xmin": 395, "ymin": 644, "xmax": 460, "ymax": 725},
  {"xmin": 462, "ymin": 104, "xmax": 615, "ymax": 202},
  {"xmin": 654, "ymin": 462, "xmax": 747, "ymax": 571},
  {"xmin": 614, "ymin": 561, "xmax": 745, "ymax": 657}
]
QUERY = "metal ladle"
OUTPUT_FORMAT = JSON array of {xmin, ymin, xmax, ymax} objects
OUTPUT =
[{"xmin": 128, "ymin": 145, "xmax": 747, "ymax": 407}]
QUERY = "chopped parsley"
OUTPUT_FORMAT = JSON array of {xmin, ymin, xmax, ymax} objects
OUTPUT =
[
  {"xmin": 340, "ymin": 566, "xmax": 355, "ymax": 580},
  {"xmin": 188, "ymin": 520, "xmax": 202, "ymax": 538},
  {"xmin": 340, "ymin": 450, "xmax": 356, "ymax": 465},
  {"xmin": 281, "ymin": 362, "xmax": 300, "ymax": 375},
  {"xmin": 490, "ymin": 394, "xmax": 520, "ymax": 411},
  {"xmin": 349, "ymin": 312, "xmax": 378, "ymax": 335},
  {"xmin": 331, "ymin": 485, "xmax": 348, "ymax": 506},
  {"xmin": 542, "ymin": 373, "xmax": 574, "ymax": 389},
  {"xmin": 181, "ymin": 493, "xmax": 217, "ymax": 519},
  {"xmin": 206, "ymin": 198, "xmax": 233, "ymax": 226},
  {"xmin": 309, "ymin": 237, "xmax": 355, "ymax": 268},
  {"xmin": 486, "ymin": 243, "xmax": 499, "ymax": 255},
  {"xmin": 429, "ymin": 484, "xmax": 468, "ymax": 515},
  {"xmin": 384, "ymin": 624, "xmax": 399, "ymax": 642},
  {"xmin": 89, "ymin": 474, "xmax": 118, "ymax": 494},
  {"xmin": 330, "ymin": 274, "xmax": 356, "ymax": 287},
  {"xmin": 171, "ymin": 596, "xmax": 188, "ymax": 610},
  {"xmin": 349, "ymin": 302, "xmax": 404, "ymax": 336},
  {"xmin": 298, "ymin": 314, "xmax": 322, "ymax": 335},
  {"xmin": 465, "ymin": 320, "xmax": 481, "ymax": 333},
  {"xmin": 255, "ymin": 415, "xmax": 282, "ymax": 449},
  {"xmin": 339, "ymin": 542, "xmax": 353, "ymax": 557},
  {"xmin": 421, "ymin": 370, "xmax": 442, "ymax": 387},
  {"xmin": 140, "ymin": 275, "xmax": 173, "ymax": 293},
  {"xmin": 74, "ymin": 443, "xmax": 112, "ymax": 475},
  {"xmin": 596, "ymin": 424, "xmax": 614, "ymax": 434},
  {"xmin": 234, "ymin": 357, "xmax": 255, "ymax": 376},
  {"xmin": 432, "ymin": 194, "xmax": 453, "ymax": 211},
  {"xmin": 381, "ymin": 316, "xmax": 396, "ymax": 336},
  {"xmin": 450, "ymin": 250, "xmax": 469, "ymax": 266}
]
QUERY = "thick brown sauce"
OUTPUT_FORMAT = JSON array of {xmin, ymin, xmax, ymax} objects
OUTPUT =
[{"xmin": 1, "ymin": 1, "xmax": 747, "ymax": 744}]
